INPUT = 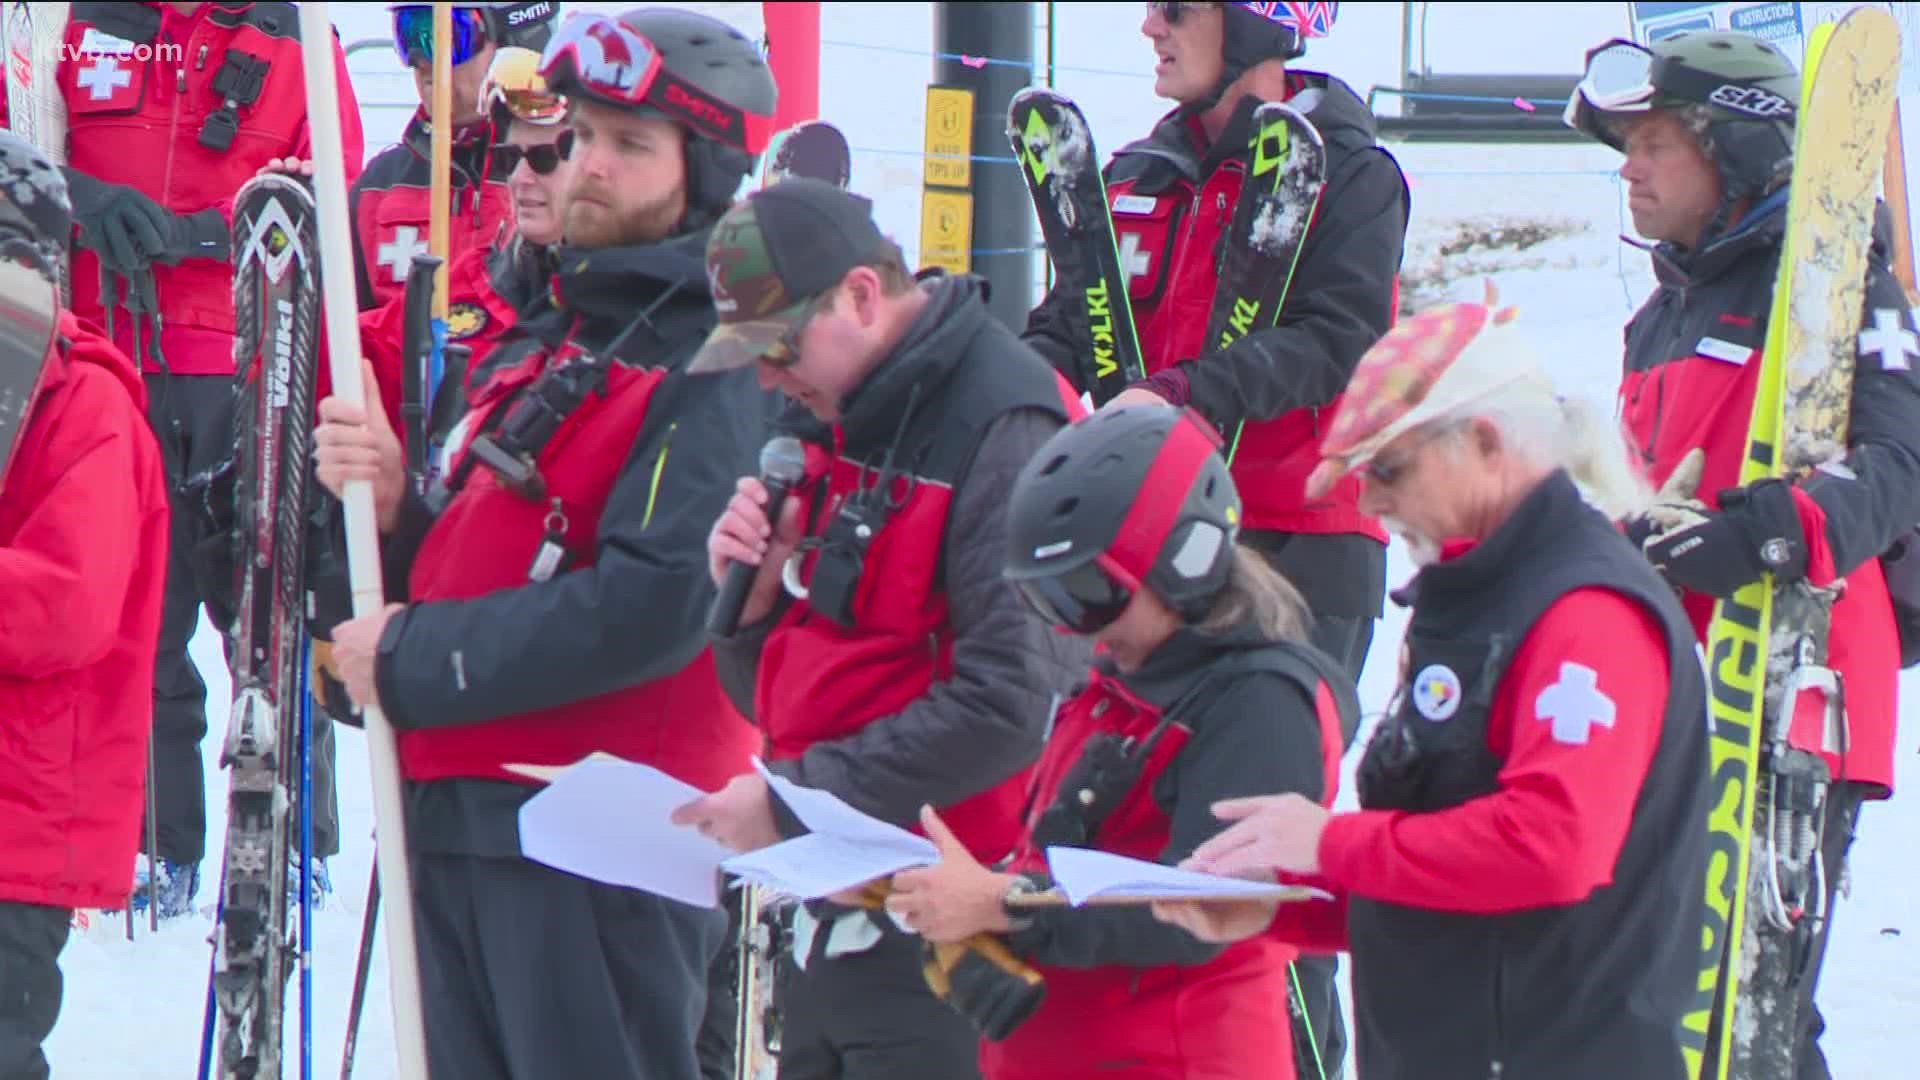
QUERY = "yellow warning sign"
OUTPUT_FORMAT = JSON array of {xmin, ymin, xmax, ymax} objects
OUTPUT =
[
  {"xmin": 923, "ymin": 86, "xmax": 975, "ymax": 189},
  {"xmin": 919, "ymin": 189, "xmax": 973, "ymax": 276}
]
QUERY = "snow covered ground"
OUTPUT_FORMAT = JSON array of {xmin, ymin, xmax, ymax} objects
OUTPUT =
[{"xmin": 40, "ymin": 3, "xmax": 1919, "ymax": 1077}]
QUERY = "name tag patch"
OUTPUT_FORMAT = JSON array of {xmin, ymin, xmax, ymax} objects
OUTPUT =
[
  {"xmin": 1111, "ymin": 194, "xmax": 1157, "ymax": 216},
  {"xmin": 1695, "ymin": 336, "xmax": 1751, "ymax": 365}
]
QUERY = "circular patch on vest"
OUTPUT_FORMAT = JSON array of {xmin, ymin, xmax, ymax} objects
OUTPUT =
[
  {"xmin": 447, "ymin": 301, "xmax": 490, "ymax": 341},
  {"xmin": 1411, "ymin": 663, "xmax": 1462, "ymax": 722}
]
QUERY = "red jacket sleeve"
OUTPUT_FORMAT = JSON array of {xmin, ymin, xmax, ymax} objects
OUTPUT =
[
  {"xmin": 0, "ymin": 370, "xmax": 152, "ymax": 678},
  {"xmin": 1315, "ymin": 587, "xmax": 1671, "ymax": 913},
  {"xmin": 1266, "ymin": 892, "xmax": 1351, "ymax": 954}
]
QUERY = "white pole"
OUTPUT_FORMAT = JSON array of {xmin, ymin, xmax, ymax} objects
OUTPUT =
[{"xmin": 295, "ymin": 7, "xmax": 431, "ymax": 1078}]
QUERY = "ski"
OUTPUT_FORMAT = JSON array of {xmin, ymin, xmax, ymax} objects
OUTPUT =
[
  {"xmin": 1203, "ymin": 101, "xmax": 1328, "ymax": 461},
  {"xmin": 1007, "ymin": 87, "xmax": 1146, "ymax": 406},
  {"xmin": 209, "ymin": 170, "xmax": 323, "ymax": 1080},
  {"xmin": 0, "ymin": 256, "xmax": 55, "ymax": 493},
  {"xmin": 1691, "ymin": 10, "xmax": 1901, "ymax": 1080},
  {"xmin": 760, "ymin": 119, "xmax": 850, "ymax": 190}
]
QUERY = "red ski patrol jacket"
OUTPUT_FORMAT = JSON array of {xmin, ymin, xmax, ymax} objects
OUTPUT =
[
  {"xmin": 1270, "ymin": 473, "xmax": 1710, "ymax": 1080},
  {"xmin": 1022, "ymin": 72, "xmax": 1409, "ymax": 541},
  {"xmin": 0, "ymin": 2, "xmax": 364, "ymax": 376},
  {"xmin": 350, "ymin": 108, "xmax": 515, "ymax": 312},
  {"xmin": 980, "ymin": 628, "xmax": 1353, "ymax": 1080},
  {"xmin": 1621, "ymin": 195, "xmax": 1920, "ymax": 794},
  {"xmin": 369, "ymin": 230, "xmax": 770, "ymax": 795},
  {"xmin": 0, "ymin": 308, "xmax": 170, "ymax": 911}
]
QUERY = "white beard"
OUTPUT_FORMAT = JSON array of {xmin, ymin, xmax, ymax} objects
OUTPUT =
[{"xmin": 1383, "ymin": 515, "xmax": 1442, "ymax": 568}]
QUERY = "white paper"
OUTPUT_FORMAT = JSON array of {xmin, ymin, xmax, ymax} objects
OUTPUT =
[
  {"xmin": 718, "ymin": 760, "xmax": 940, "ymax": 900},
  {"xmin": 1044, "ymin": 846, "xmax": 1329, "ymax": 907},
  {"xmin": 517, "ymin": 757, "xmax": 733, "ymax": 909},
  {"xmin": 753, "ymin": 759, "xmax": 936, "ymax": 857},
  {"xmin": 722, "ymin": 832, "xmax": 936, "ymax": 901}
]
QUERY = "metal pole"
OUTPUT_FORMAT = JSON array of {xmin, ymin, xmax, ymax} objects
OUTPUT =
[{"xmin": 935, "ymin": 1, "xmax": 1034, "ymax": 329}]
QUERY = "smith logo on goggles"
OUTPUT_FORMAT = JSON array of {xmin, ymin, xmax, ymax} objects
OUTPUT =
[{"xmin": 538, "ymin": 13, "xmax": 773, "ymax": 154}]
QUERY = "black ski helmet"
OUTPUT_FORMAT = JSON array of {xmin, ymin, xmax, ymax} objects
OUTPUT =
[
  {"xmin": 1005, "ymin": 406, "xmax": 1242, "ymax": 632},
  {"xmin": 541, "ymin": 8, "xmax": 778, "ymax": 223},
  {"xmin": 1565, "ymin": 30, "xmax": 1799, "ymax": 200}
]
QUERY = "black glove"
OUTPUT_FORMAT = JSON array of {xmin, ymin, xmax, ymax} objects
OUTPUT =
[
  {"xmin": 923, "ymin": 937, "xmax": 1047, "ymax": 1041},
  {"xmin": 1637, "ymin": 477, "xmax": 1809, "ymax": 599},
  {"xmin": 61, "ymin": 166, "xmax": 230, "ymax": 275}
]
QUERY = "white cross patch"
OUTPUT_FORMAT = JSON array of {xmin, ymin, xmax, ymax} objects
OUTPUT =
[
  {"xmin": 1117, "ymin": 232, "xmax": 1151, "ymax": 286},
  {"xmin": 376, "ymin": 226, "xmax": 428, "ymax": 283},
  {"xmin": 76, "ymin": 56, "xmax": 132, "ymax": 102},
  {"xmin": 1533, "ymin": 662, "xmax": 1616, "ymax": 746},
  {"xmin": 1859, "ymin": 308, "xmax": 1917, "ymax": 371}
]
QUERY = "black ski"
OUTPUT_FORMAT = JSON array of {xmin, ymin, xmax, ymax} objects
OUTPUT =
[
  {"xmin": 1007, "ymin": 87, "xmax": 1145, "ymax": 406},
  {"xmin": 209, "ymin": 170, "xmax": 322, "ymax": 1080},
  {"xmin": 1207, "ymin": 102, "xmax": 1327, "ymax": 460}
]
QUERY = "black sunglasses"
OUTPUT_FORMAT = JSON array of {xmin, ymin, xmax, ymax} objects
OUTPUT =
[
  {"xmin": 1015, "ymin": 559, "xmax": 1134, "ymax": 635},
  {"xmin": 1149, "ymin": 1, "xmax": 1221, "ymax": 24},
  {"xmin": 497, "ymin": 129, "xmax": 573, "ymax": 176}
]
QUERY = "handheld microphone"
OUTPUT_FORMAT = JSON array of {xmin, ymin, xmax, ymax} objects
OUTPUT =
[{"xmin": 708, "ymin": 435, "xmax": 809, "ymax": 637}]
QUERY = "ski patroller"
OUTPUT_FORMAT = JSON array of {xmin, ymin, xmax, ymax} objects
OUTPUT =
[
  {"xmin": 1689, "ymin": 10, "xmax": 1901, "ymax": 1080},
  {"xmin": 1007, "ymin": 87, "xmax": 1147, "ymax": 407},
  {"xmin": 1010, "ymin": 88, "xmax": 1340, "ymax": 1078},
  {"xmin": 204, "ymin": 170, "xmax": 323, "ymax": 1080}
]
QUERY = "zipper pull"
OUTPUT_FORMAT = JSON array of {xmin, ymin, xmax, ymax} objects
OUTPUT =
[
  {"xmin": 527, "ymin": 498, "xmax": 572, "ymax": 582},
  {"xmin": 176, "ymin": 67, "xmax": 186, "ymax": 93},
  {"xmin": 195, "ymin": 44, "xmax": 208, "ymax": 71}
]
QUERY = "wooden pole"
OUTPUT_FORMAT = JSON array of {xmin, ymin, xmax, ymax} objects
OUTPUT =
[
  {"xmin": 295, "ymin": 6, "xmax": 431, "ymax": 1077},
  {"xmin": 430, "ymin": 3, "xmax": 452, "ymax": 320}
]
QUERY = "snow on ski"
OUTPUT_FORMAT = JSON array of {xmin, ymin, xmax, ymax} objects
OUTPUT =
[{"xmin": 1007, "ymin": 87, "xmax": 1146, "ymax": 406}]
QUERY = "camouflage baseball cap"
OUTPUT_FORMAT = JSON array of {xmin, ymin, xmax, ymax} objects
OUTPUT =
[{"xmin": 690, "ymin": 177, "xmax": 892, "ymax": 374}]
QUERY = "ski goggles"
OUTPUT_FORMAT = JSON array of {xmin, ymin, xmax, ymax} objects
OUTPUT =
[
  {"xmin": 497, "ymin": 131, "xmax": 570, "ymax": 176},
  {"xmin": 1015, "ymin": 556, "xmax": 1136, "ymax": 635},
  {"xmin": 538, "ymin": 13, "xmax": 772, "ymax": 154},
  {"xmin": 393, "ymin": 6, "xmax": 488, "ymax": 70},
  {"xmin": 481, "ymin": 47, "xmax": 568, "ymax": 126},
  {"xmin": 1570, "ymin": 38, "xmax": 1796, "ymax": 120}
]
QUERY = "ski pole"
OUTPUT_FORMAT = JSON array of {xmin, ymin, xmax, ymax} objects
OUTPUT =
[
  {"xmin": 300, "ymin": 638, "xmax": 315, "ymax": 1080},
  {"xmin": 340, "ymin": 861, "xmax": 380, "ymax": 1080}
]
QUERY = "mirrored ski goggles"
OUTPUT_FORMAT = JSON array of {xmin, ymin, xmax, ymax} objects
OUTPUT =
[
  {"xmin": 393, "ymin": 6, "xmax": 488, "ymax": 70},
  {"xmin": 1015, "ymin": 557, "xmax": 1136, "ymax": 635},
  {"xmin": 538, "ymin": 13, "xmax": 772, "ymax": 154},
  {"xmin": 497, "ymin": 131, "xmax": 571, "ymax": 176}
]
